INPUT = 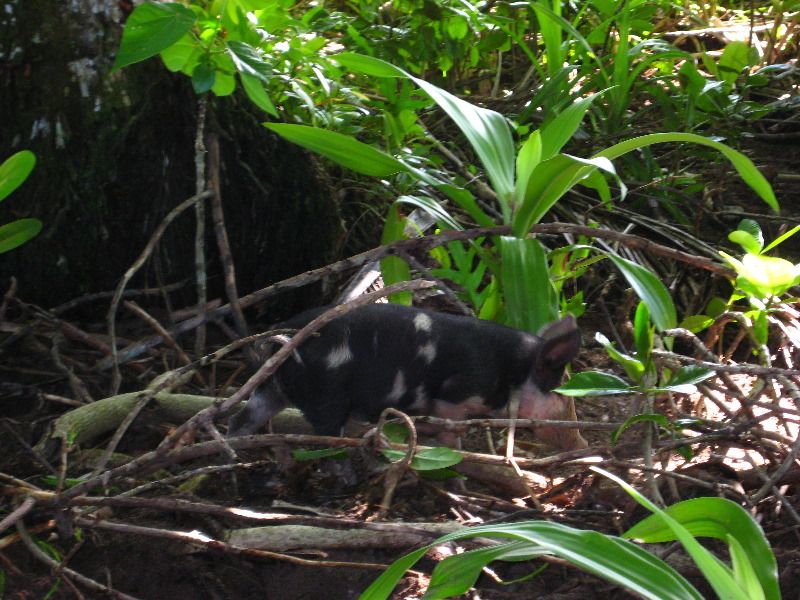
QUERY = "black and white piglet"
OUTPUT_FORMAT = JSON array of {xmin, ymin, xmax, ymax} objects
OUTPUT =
[{"xmin": 228, "ymin": 304, "xmax": 588, "ymax": 451}]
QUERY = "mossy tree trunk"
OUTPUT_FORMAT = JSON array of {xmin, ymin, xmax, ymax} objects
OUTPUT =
[{"xmin": 0, "ymin": 0, "xmax": 341, "ymax": 312}]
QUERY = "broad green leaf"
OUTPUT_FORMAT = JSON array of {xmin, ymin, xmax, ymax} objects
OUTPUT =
[
  {"xmin": 396, "ymin": 109, "xmax": 420, "ymax": 136},
  {"xmin": 595, "ymin": 332, "xmax": 645, "ymax": 381},
  {"xmin": 409, "ymin": 76, "xmax": 515, "ymax": 221},
  {"xmin": 733, "ymin": 218, "xmax": 763, "ymax": 251},
  {"xmin": 159, "ymin": 32, "xmax": 196, "ymax": 71},
  {"xmin": 227, "ymin": 40, "xmax": 272, "ymax": 82},
  {"xmin": 562, "ymin": 291, "xmax": 586, "ymax": 318},
  {"xmin": 500, "ymin": 524, "xmax": 703, "ymax": 600},
  {"xmin": 679, "ymin": 60, "xmax": 709, "ymax": 99},
  {"xmin": 479, "ymin": 29, "xmax": 509, "ymax": 52},
  {"xmin": 706, "ymin": 297, "xmax": 728, "ymax": 319},
  {"xmin": 673, "ymin": 418, "xmax": 704, "ymax": 431},
  {"xmin": 356, "ymin": 536, "xmax": 455, "ymax": 599},
  {"xmin": 418, "ymin": 467, "xmax": 464, "ymax": 481},
  {"xmin": 191, "ymin": 62, "xmax": 215, "ymax": 93},
  {"xmin": 514, "ymin": 131, "xmax": 542, "ymax": 208},
  {"xmin": 719, "ymin": 250, "xmax": 746, "ymax": 275},
  {"xmin": 263, "ymin": 123, "xmax": 409, "ymax": 178},
  {"xmin": 431, "ymin": 254, "xmax": 489, "ymax": 311},
  {"xmin": 633, "ymin": 301, "xmax": 653, "ymax": 366},
  {"xmin": 437, "ymin": 53, "xmax": 454, "ymax": 74},
  {"xmin": 212, "ymin": 71, "xmax": 236, "ymax": 96},
  {"xmin": 240, "ymin": 73, "xmax": 279, "ymax": 117},
  {"xmin": 728, "ymin": 230, "xmax": 762, "ymax": 255},
  {"xmin": 0, "ymin": 218, "xmax": 42, "ymax": 253},
  {"xmin": 605, "ymin": 253, "xmax": 677, "ymax": 332},
  {"xmin": 223, "ymin": 0, "xmax": 242, "ymax": 26},
  {"xmin": 623, "ymin": 497, "xmax": 779, "ymax": 600},
  {"xmin": 446, "ymin": 15, "xmax": 469, "ymax": 39},
  {"xmin": 336, "ymin": 53, "xmax": 516, "ymax": 219},
  {"xmin": 381, "ymin": 447, "xmax": 463, "ymax": 471},
  {"xmin": 292, "ymin": 447, "xmax": 349, "ymax": 460},
  {"xmin": 680, "ymin": 314, "xmax": 714, "ymax": 333},
  {"xmin": 728, "ymin": 252, "xmax": 800, "ymax": 297},
  {"xmin": 513, "ymin": 154, "xmax": 583, "ymax": 233},
  {"xmin": 611, "ymin": 414, "xmax": 669, "ymax": 445},
  {"xmin": 556, "ymin": 371, "xmax": 634, "ymax": 396},
  {"xmin": 477, "ymin": 277, "xmax": 502, "ymax": 321},
  {"xmin": 334, "ymin": 52, "xmax": 406, "ymax": 78},
  {"xmin": 112, "ymin": 2, "xmax": 197, "ymax": 71},
  {"xmin": 580, "ymin": 168, "xmax": 615, "ymax": 203},
  {"xmin": 718, "ymin": 41, "xmax": 754, "ymax": 92},
  {"xmin": 701, "ymin": 51, "xmax": 721, "ymax": 81},
  {"xmin": 427, "ymin": 541, "xmax": 549, "ymax": 598},
  {"xmin": 539, "ymin": 94, "xmax": 603, "ymax": 160},
  {"xmin": 500, "ymin": 237, "xmax": 557, "ymax": 334},
  {"xmin": 0, "ymin": 151, "xmax": 35, "ymax": 202},
  {"xmin": 753, "ymin": 309, "xmax": 769, "ymax": 345},
  {"xmin": 381, "ymin": 422, "xmax": 409, "ymax": 444},
  {"xmin": 530, "ymin": 2, "xmax": 567, "ymax": 78},
  {"xmin": 664, "ymin": 365, "xmax": 715, "ymax": 388},
  {"xmin": 728, "ymin": 535, "xmax": 766, "ymax": 600},
  {"xmin": 653, "ymin": 383, "xmax": 699, "ymax": 394},
  {"xmin": 594, "ymin": 133, "xmax": 778, "ymax": 212},
  {"xmin": 512, "ymin": 154, "xmax": 615, "ymax": 234}
]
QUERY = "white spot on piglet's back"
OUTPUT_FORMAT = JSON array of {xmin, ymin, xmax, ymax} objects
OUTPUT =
[
  {"xmin": 408, "ymin": 385, "xmax": 430, "ymax": 411},
  {"xmin": 387, "ymin": 371, "xmax": 406, "ymax": 404},
  {"xmin": 325, "ymin": 343, "xmax": 353, "ymax": 369},
  {"xmin": 416, "ymin": 341, "xmax": 437, "ymax": 363},
  {"xmin": 413, "ymin": 312, "xmax": 433, "ymax": 332}
]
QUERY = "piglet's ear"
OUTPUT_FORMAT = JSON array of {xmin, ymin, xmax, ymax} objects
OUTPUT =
[
  {"xmin": 538, "ymin": 314, "xmax": 577, "ymax": 341},
  {"xmin": 536, "ymin": 316, "xmax": 582, "ymax": 391}
]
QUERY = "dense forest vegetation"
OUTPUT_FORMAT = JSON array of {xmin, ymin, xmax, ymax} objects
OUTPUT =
[{"xmin": 1, "ymin": 0, "xmax": 799, "ymax": 598}]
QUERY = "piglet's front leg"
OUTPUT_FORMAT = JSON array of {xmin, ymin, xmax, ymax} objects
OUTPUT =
[
  {"xmin": 421, "ymin": 397, "xmax": 491, "ymax": 449},
  {"xmin": 227, "ymin": 382, "xmax": 290, "ymax": 437}
]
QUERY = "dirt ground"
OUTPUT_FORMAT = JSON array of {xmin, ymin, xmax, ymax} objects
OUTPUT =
[{"xmin": 1, "ymin": 120, "xmax": 800, "ymax": 599}]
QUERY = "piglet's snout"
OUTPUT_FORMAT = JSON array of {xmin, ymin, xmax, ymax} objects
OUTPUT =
[{"xmin": 517, "ymin": 388, "xmax": 588, "ymax": 451}]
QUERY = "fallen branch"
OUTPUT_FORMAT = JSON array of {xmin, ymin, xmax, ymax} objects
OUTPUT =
[
  {"xmin": 97, "ymin": 223, "xmax": 735, "ymax": 369},
  {"xmin": 227, "ymin": 522, "xmax": 465, "ymax": 551}
]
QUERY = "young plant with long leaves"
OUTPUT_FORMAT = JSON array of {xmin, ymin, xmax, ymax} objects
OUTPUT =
[
  {"xmin": 266, "ymin": 53, "xmax": 778, "ymax": 335},
  {"xmin": 357, "ymin": 468, "xmax": 779, "ymax": 600}
]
